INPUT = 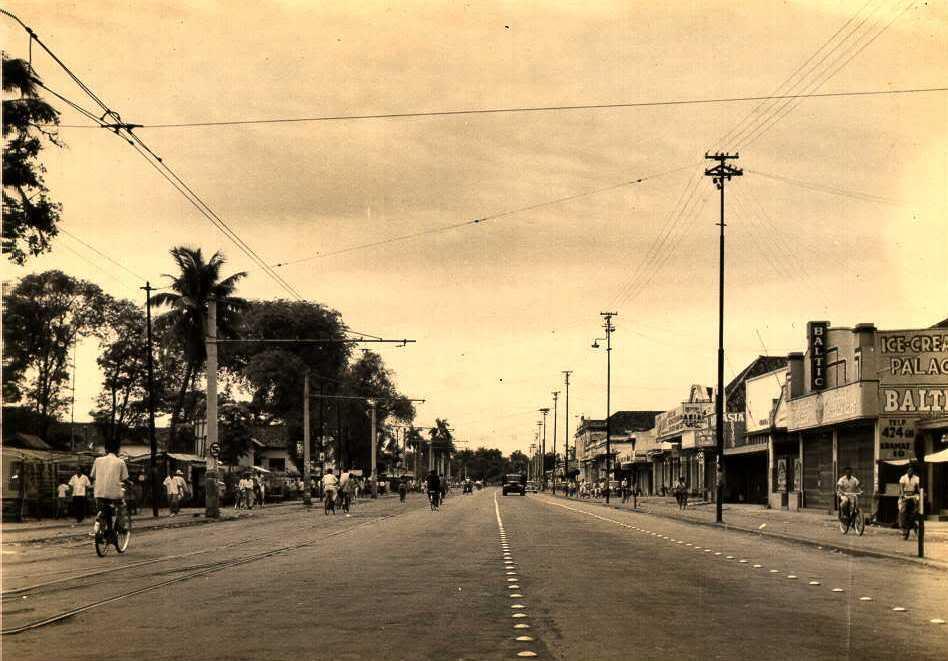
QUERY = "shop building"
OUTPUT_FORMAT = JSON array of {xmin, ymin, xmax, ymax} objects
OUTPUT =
[
  {"xmin": 784, "ymin": 321, "xmax": 948, "ymax": 522},
  {"xmin": 718, "ymin": 356, "xmax": 786, "ymax": 504},
  {"xmin": 652, "ymin": 385, "xmax": 714, "ymax": 497},
  {"xmin": 574, "ymin": 417, "xmax": 606, "ymax": 484},
  {"xmin": 610, "ymin": 410, "xmax": 662, "ymax": 491}
]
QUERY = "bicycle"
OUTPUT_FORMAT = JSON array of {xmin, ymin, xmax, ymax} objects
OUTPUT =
[
  {"xmin": 838, "ymin": 491, "xmax": 865, "ymax": 536},
  {"xmin": 428, "ymin": 490, "xmax": 440, "ymax": 511},
  {"xmin": 899, "ymin": 494, "xmax": 920, "ymax": 540},
  {"xmin": 338, "ymin": 491, "xmax": 351, "ymax": 513},
  {"xmin": 94, "ymin": 498, "xmax": 131, "ymax": 557},
  {"xmin": 324, "ymin": 489, "xmax": 336, "ymax": 515}
]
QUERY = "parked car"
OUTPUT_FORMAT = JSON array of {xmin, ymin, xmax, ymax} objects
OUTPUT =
[
  {"xmin": 502, "ymin": 473, "xmax": 526, "ymax": 496},
  {"xmin": 525, "ymin": 482, "xmax": 539, "ymax": 493}
]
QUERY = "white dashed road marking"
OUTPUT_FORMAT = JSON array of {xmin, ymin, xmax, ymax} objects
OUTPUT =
[{"xmin": 495, "ymin": 492, "xmax": 539, "ymax": 658}]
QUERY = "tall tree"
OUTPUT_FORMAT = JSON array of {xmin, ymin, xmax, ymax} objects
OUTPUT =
[
  {"xmin": 2, "ymin": 271, "xmax": 107, "ymax": 438},
  {"xmin": 150, "ymin": 247, "xmax": 246, "ymax": 448},
  {"xmin": 2, "ymin": 56, "xmax": 63, "ymax": 264},
  {"xmin": 218, "ymin": 400, "xmax": 256, "ymax": 466},
  {"xmin": 429, "ymin": 418, "xmax": 454, "ymax": 473},
  {"xmin": 91, "ymin": 298, "xmax": 149, "ymax": 440}
]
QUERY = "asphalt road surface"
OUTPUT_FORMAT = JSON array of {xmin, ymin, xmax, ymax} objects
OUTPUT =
[{"xmin": 2, "ymin": 489, "xmax": 946, "ymax": 660}]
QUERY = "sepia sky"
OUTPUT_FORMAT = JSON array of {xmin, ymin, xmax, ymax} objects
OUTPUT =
[{"xmin": 2, "ymin": 0, "xmax": 946, "ymax": 455}]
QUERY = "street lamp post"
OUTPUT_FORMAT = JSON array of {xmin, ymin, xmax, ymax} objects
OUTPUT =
[
  {"xmin": 562, "ymin": 371, "xmax": 572, "ymax": 494},
  {"xmin": 551, "ymin": 392, "xmax": 560, "ymax": 495},
  {"xmin": 593, "ymin": 312, "xmax": 617, "ymax": 504},
  {"xmin": 539, "ymin": 408, "xmax": 550, "ymax": 491}
]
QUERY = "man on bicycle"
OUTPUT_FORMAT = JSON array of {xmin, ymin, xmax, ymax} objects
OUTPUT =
[
  {"xmin": 836, "ymin": 467, "xmax": 860, "ymax": 520},
  {"xmin": 425, "ymin": 470, "xmax": 441, "ymax": 510},
  {"xmin": 321, "ymin": 468, "xmax": 339, "ymax": 510},
  {"xmin": 90, "ymin": 438, "xmax": 129, "ymax": 538}
]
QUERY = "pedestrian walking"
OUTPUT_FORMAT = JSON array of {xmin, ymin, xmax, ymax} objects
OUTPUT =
[
  {"xmin": 256, "ymin": 474, "xmax": 266, "ymax": 508},
  {"xmin": 163, "ymin": 469, "xmax": 186, "ymax": 516},
  {"xmin": 56, "ymin": 479, "xmax": 71, "ymax": 518},
  {"xmin": 674, "ymin": 476, "xmax": 687, "ymax": 510},
  {"xmin": 68, "ymin": 468, "xmax": 91, "ymax": 523},
  {"xmin": 621, "ymin": 477, "xmax": 631, "ymax": 504}
]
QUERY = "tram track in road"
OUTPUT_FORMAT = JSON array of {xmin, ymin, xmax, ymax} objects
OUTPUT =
[{"xmin": 1, "ymin": 508, "xmax": 413, "ymax": 636}]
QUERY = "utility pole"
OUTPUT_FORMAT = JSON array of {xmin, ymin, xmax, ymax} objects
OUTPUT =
[
  {"xmin": 302, "ymin": 372, "xmax": 312, "ymax": 507},
  {"xmin": 562, "ymin": 371, "xmax": 572, "ymax": 494},
  {"xmin": 705, "ymin": 152, "xmax": 742, "ymax": 524},
  {"xmin": 204, "ymin": 299, "xmax": 220, "ymax": 519},
  {"xmin": 318, "ymin": 381, "xmax": 326, "ymax": 498},
  {"xmin": 142, "ymin": 282, "xmax": 159, "ymax": 517},
  {"xmin": 539, "ymin": 409, "xmax": 550, "ymax": 491},
  {"xmin": 601, "ymin": 312, "xmax": 617, "ymax": 504},
  {"xmin": 369, "ymin": 399, "xmax": 378, "ymax": 498},
  {"xmin": 551, "ymin": 392, "xmax": 560, "ymax": 494}
]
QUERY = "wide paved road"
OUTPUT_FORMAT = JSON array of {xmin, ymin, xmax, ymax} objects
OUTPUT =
[{"xmin": 3, "ymin": 489, "xmax": 947, "ymax": 660}]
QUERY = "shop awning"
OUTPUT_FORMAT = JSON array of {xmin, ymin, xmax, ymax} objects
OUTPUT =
[
  {"xmin": 925, "ymin": 448, "xmax": 948, "ymax": 463},
  {"xmin": 251, "ymin": 465, "xmax": 271, "ymax": 473},
  {"xmin": 167, "ymin": 452, "xmax": 207, "ymax": 464}
]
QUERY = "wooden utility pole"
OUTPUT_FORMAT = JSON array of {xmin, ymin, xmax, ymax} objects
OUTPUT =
[
  {"xmin": 302, "ymin": 372, "xmax": 312, "ymax": 507},
  {"xmin": 142, "ymin": 282, "xmax": 159, "ymax": 517},
  {"xmin": 369, "ymin": 399, "xmax": 378, "ymax": 497},
  {"xmin": 204, "ymin": 299, "xmax": 220, "ymax": 518},
  {"xmin": 552, "ymin": 391, "xmax": 560, "ymax": 494},
  {"xmin": 562, "ymin": 371, "xmax": 572, "ymax": 491},
  {"xmin": 704, "ymin": 152, "xmax": 742, "ymax": 524}
]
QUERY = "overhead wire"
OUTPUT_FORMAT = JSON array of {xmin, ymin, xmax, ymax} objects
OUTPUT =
[
  {"xmin": 39, "ymin": 86, "xmax": 948, "ymax": 130},
  {"xmin": 57, "ymin": 227, "xmax": 147, "ymax": 281},
  {"xmin": 740, "ymin": 0, "xmax": 917, "ymax": 148},
  {"xmin": 746, "ymin": 168, "xmax": 905, "ymax": 206},
  {"xmin": 267, "ymin": 163, "xmax": 695, "ymax": 269}
]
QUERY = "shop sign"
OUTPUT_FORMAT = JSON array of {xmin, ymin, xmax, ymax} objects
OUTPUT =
[
  {"xmin": 777, "ymin": 458, "xmax": 788, "ymax": 493},
  {"xmin": 656, "ymin": 403, "xmax": 711, "ymax": 439},
  {"xmin": 879, "ymin": 416, "xmax": 917, "ymax": 460},
  {"xmin": 793, "ymin": 458, "xmax": 802, "ymax": 492},
  {"xmin": 787, "ymin": 381, "xmax": 878, "ymax": 431},
  {"xmin": 881, "ymin": 387, "xmax": 948, "ymax": 415},
  {"xmin": 879, "ymin": 330, "xmax": 948, "ymax": 385},
  {"xmin": 808, "ymin": 321, "xmax": 829, "ymax": 391}
]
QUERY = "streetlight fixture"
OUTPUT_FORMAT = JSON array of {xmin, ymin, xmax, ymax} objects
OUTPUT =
[{"xmin": 592, "ymin": 312, "xmax": 617, "ymax": 504}]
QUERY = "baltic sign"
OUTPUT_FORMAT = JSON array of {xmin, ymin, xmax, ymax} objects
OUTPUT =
[
  {"xmin": 807, "ymin": 321, "xmax": 829, "ymax": 391},
  {"xmin": 879, "ymin": 329, "xmax": 948, "ymax": 416}
]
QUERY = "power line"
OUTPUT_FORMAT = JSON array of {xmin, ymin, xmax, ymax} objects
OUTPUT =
[
  {"xmin": 58, "ymin": 227, "xmax": 147, "ymax": 281},
  {"xmin": 2, "ymin": 10, "xmax": 312, "ymax": 308},
  {"xmin": 269, "ymin": 163, "xmax": 694, "ymax": 268},
  {"xmin": 746, "ymin": 168, "xmax": 905, "ymax": 206},
  {"xmin": 43, "ymin": 86, "xmax": 948, "ymax": 130}
]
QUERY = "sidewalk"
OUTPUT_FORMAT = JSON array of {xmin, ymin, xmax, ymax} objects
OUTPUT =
[
  {"xmin": 1, "ymin": 499, "xmax": 300, "ymax": 545},
  {"xmin": 550, "ymin": 492, "xmax": 948, "ymax": 569}
]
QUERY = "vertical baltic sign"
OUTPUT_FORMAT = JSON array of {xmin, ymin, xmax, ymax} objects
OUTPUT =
[{"xmin": 808, "ymin": 321, "xmax": 829, "ymax": 390}]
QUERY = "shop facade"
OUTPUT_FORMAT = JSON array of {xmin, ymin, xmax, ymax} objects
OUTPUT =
[
  {"xmin": 653, "ymin": 385, "xmax": 714, "ymax": 497},
  {"xmin": 784, "ymin": 321, "xmax": 948, "ymax": 521}
]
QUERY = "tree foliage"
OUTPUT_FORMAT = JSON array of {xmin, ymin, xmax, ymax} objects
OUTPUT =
[
  {"xmin": 2, "ymin": 271, "xmax": 107, "ymax": 435},
  {"xmin": 2, "ymin": 56, "xmax": 63, "ymax": 264},
  {"xmin": 91, "ymin": 298, "xmax": 149, "ymax": 440},
  {"xmin": 219, "ymin": 399, "xmax": 256, "ymax": 466}
]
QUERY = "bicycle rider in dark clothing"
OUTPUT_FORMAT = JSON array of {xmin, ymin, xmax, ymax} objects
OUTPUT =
[{"xmin": 425, "ymin": 470, "xmax": 441, "ymax": 509}]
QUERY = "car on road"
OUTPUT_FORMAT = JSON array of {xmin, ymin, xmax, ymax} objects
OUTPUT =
[
  {"xmin": 525, "ymin": 482, "xmax": 539, "ymax": 493},
  {"xmin": 502, "ymin": 473, "xmax": 526, "ymax": 496}
]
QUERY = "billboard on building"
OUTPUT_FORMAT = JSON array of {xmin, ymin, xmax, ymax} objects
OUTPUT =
[
  {"xmin": 807, "ymin": 321, "xmax": 829, "ymax": 391},
  {"xmin": 878, "ymin": 329, "xmax": 948, "ymax": 416}
]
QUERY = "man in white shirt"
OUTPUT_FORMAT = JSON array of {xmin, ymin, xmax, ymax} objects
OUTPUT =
[
  {"xmin": 321, "ymin": 468, "xmax": 339, "ymax": 512},
  {"xmin": 68, "ymin": 468, "xmax": 92, "ymax": 523},
  {"xmin": 163, "ymin": 470, "xmax": 185, "ymax": 516},
  {"xmin": 56, "ymin": 480, "xmax": 71, "ymax": 518},
  {"xmin": 836, "ymin": 467, "xmax": 861, "ymax": 519},
  {"xmin": 898, "ymin": 465, "xmax": 921, "ymax": 527},
  {"xmin": 90, "ymin": 441, "xmax": 129, "ymax": 534}
]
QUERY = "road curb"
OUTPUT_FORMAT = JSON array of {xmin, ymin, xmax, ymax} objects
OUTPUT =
[{"xmin": 546, "ymin": 493, "xmax": 948, "ymax": 572}]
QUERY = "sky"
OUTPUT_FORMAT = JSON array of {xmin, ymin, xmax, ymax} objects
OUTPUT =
[{"xmin": 2, "ymin": 0, "xmax": 946, "ymax": 456}]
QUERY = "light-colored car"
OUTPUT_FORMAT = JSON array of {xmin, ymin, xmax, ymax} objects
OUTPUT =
[{"xmin": 525, "ymin": 482, "xmax": 539, "ymax": 493}]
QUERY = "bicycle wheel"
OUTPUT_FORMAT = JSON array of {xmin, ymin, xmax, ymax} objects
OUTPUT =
[
  {"xmin": 854, "ymin": 510, "xmax": 865, "ymax": 536},
  {"xmin": 838, "ymin": 513, "xmax": 850, "ymax": 535},
  {"xmin": 94, "ymin": 523, "xmax": 111, "ymax": 557},
  {"xmin": 115, "ymin": 509, "xmax": 131, "ymax": 553}
]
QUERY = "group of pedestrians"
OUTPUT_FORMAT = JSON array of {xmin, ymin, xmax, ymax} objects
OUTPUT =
[
  {"xmin": 234, "ymin": 473, "xmax": 266, "ymax": 510},
  {"xmin": 59, "ymin": 465, "xmax": 192, "ymax": 523}
]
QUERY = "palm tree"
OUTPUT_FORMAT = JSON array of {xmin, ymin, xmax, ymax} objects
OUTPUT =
[
  {"xmin": 151, "ymin": 247, "xmax": 247, "ymax": 448},
  {"xmin": 429, "ymin": 418, "xmax": 454, "ymax": 475}
]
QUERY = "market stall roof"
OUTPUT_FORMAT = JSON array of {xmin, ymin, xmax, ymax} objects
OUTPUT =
[
  {"xmin": 1, "ymin": 446, "xmax": 88, "ymax": 462},
  {"xmin": 250, "ymin": 465, "xmax": 271, "ymax": 473},
  {"xmin": 925, "ymin": 448, "xmax": 948, "ymax": 463}
]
